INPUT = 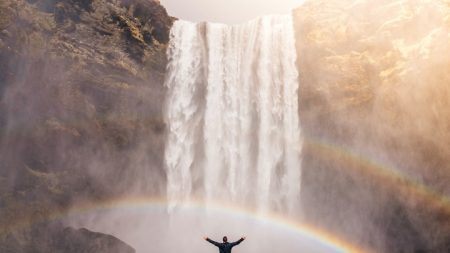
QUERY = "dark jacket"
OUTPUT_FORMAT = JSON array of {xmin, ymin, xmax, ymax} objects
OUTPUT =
[{"xmin": 206, "ymin": 238, "xmax": 244, "ymax": 253}]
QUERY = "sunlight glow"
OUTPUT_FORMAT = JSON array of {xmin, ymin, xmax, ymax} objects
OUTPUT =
[{"xmin": 159, "ymin": 0, "xmax": 306, "ymax": 24}]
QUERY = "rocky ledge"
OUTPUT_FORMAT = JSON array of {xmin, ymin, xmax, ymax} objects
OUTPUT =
[{"xmin": 1, "ymin": 226, "xmax": 135, "ymax": 253}]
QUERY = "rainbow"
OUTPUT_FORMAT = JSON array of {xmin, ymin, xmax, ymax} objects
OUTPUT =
[
  {"xmin": 3, "ymin": 129, "xmax": 449, "ymax": 253},
  {"xmin": 305, "ymin": 137, "xmax": 450, "ymax": 215},
  {"xmin": 2, "ymin": 196, "xmax": 370, "ymax": 253}
]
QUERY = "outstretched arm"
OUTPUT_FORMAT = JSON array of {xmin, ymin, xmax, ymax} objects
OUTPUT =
[
  {"xmin": 230, "ymin": 237, "xmax": 245, "ymax": 247},
  {"xmin": 204, "ymin": 237, "xmax": 221, "ymax": 247}
]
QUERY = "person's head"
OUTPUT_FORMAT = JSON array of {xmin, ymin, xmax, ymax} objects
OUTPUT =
[{"xmin": 223, "ymin": 236, "xmax": 228, "ymax": 243}]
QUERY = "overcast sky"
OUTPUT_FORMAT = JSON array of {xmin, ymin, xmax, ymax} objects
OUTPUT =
[{"xmin": 159, "ymin": 0, "xmax": 306, "ymax": 24}]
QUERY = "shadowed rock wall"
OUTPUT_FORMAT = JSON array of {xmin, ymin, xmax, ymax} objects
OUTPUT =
[{"xmin": 0, "ymin": 0, "xmax": 173, "ymax": 250}]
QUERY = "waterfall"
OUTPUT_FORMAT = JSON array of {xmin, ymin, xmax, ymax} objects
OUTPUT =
[{"xmin": 164, "ymin": 15, "xmax": 302, "ymax": 214}]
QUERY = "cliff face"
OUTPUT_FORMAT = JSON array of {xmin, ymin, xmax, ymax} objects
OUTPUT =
[
  {"xmin": 0, "ymin": 0, "xmax": 172, "ymax": 250},
  {"xmin": 294, "ymin": 0, "xmax": 450, "ymax": 252}
]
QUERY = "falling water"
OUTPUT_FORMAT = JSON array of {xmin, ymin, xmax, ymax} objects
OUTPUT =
[
  {"xmin": 164, "ymin": 15, "xmax": 302, "ymax": 214},
  {"xmin": 64, "ymin": 15, "xmax": 338, "ymax": 253}
]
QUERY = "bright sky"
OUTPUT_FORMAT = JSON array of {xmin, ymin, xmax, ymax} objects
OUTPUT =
[{"xmin": 159, "ymin": 0, "xmax": 306, "ymax": 24}]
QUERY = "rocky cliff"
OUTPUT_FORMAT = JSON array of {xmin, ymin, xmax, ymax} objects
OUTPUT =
[
  {"xmin": 295, "ymin": 0, "xmax": 450, "ymax": 252},
  {"xmin": 0, "ymin": 0, "xmax": 172, "ymax": 251}
]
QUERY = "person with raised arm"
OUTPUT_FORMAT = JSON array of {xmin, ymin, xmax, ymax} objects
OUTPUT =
[{"xmin": 203, "ymin": 236, "xmax": 246, "ymax": 253}]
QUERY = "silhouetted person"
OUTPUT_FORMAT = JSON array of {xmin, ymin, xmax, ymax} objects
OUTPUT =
[{"xmin": 204, "ymin": 236, "xmax": 245, "ymax": 253}]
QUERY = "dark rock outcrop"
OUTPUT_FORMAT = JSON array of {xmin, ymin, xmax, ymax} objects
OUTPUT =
[
  {"xmin": 56, "ymin": 227, "xmax": 135, "ymax": 253},
  {"xmin": 1, "ymin": 225, "xmax": 135, "ymax": 253}
]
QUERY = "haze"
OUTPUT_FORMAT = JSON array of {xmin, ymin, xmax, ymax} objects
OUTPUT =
[{"xmin": 159, "ymin": 0, "xmax": 306, "ymax": 24}]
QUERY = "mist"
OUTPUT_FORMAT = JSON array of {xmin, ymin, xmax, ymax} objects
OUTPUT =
[
  {"xmin": 1, "ymin": 0, "xmax": 172, "ymax": 251},
  {"xmin": 2, "ymin": 0, "xmax": 450, "ymax": 252},
  {"xmin": 64, "ymin": 13, "xmax": 315, "ymax": 253},
  {"xmin": 66, "ymin": 204, "xmax": 344, "ymax": 253},
  {"xmin": 295, "ymin": 0, "xmax": 450, "ymax": 252}
]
